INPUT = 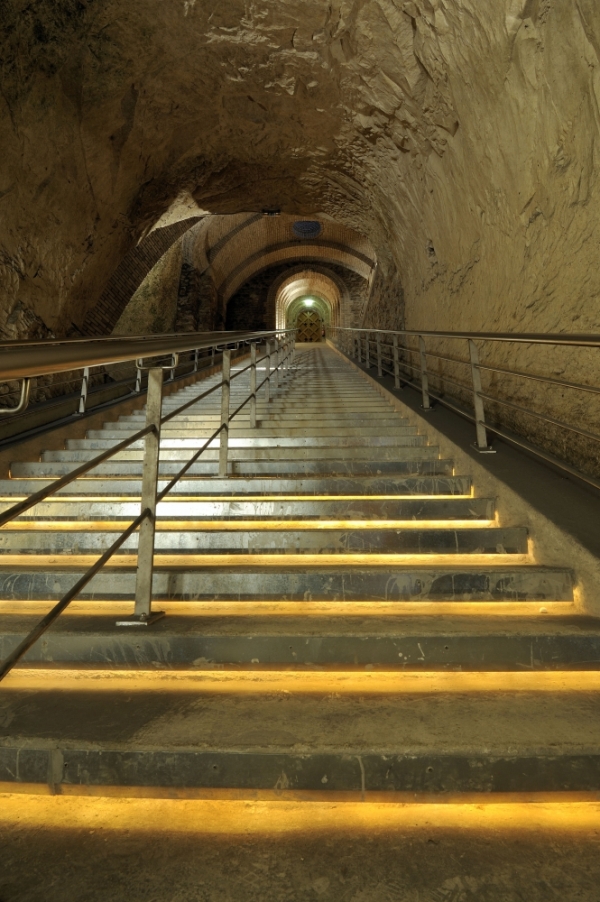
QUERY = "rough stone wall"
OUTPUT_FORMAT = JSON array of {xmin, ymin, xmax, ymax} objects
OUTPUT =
[
  {"xmin": 112, "ymin": 241, "xmax": 182, "ymax": 337},
  {"xmin": 226, "ymin": 265, "xmax": 291, "ymax": 331},
  {"xmin": 174, "ymin": 223, "xmax": 221, "ymax": 332},
  {"xmin": 361, "ymin": 264, "xmax": 405, "ymax": 332},
  {"xmin": 80, "ymin": 218, "xmax": 201, "ymax": 336},
  {"xmin": 2, "ymin": 1, "xmax": 600, "ymax": 477}
]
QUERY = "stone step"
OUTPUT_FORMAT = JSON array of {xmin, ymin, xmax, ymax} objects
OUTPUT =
[
  {"xmin": 85, "ymin": 426, "xmax": 427, "ymax": 451},
  {"xmin": 40, "ymin": 442, "xmax": 432, "ymax": 463},
  {"xmin": 0, "ymin": 497, "xmax": 495, "ymax": 522},
  {"xmin": 0, "ymin": 526, "xmax": 528, "ymax": 555},
  {"xmin": 10, "ymin": 459, "xmax": 453, "ymax": 478},
  {"xmin": 0, "ymin": 612, "xmax": 595, "ymax": 669},
  {"xmin": 0, "ymin": 474, "xmax": 472, "ymax": 497},
  {"xmin": 0, "ymin": 564, "xmax": 569, "ymax": 601},
  {"xmin": 2, "ymin": 670, "xmax": 600, "ymax": 793},
  {"xmin": 116, "ymin": 414, "xmax": 409, "ymax": 423}
]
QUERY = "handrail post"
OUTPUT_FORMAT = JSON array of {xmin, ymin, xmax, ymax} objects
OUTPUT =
[
  {"xmin": 365, "ymin": 333, "xmax": 371, "ymax": 369},
  {"xmin": 356, "ymin": 334, "xmax": 361, "ymax": 364},
  {"xmin": 250, "ymin": 342, "xmax": 257, "ymax": 429},
  {"xmin": 193, "ymin": 348, "xmax": 199, "ymax": 373},
  {"xmin": 376, "ymin": 334, "xmax": 382, "ymax": 377},
  {"xmin": 393, "ymin": 335, "xmax": 400, "ymax": 389},
  {"xmin": 265, "ymin": 340, "xmax": 271, "ymax": 402},
  {"xmin": 469, "ymin": 339, "xmax": 496, "ymax": 453},
  {"xmin": 274, "ymin": 339, "xmax": 280, "ymax": 388},
  {"xmin": 211, "ymin": 345, "xmax": 216, "ymax": 368},
  {"xmin": 419, "ymin": 336, "xmax": 431, "ymax": 410},
  {"xmin": 78, "ymin": 367, "xmax": 90, "ymax": 415},
  {"xmin": 219, "ymin": 350, "xmax": 231, "ymax": 477},
  {"xmin": 124, "ymin": 367, "xmax": 165, "ymax": 626},
  {"xmin": 135, "ymin": 364, "xmax": 142, "ymax": 393}
]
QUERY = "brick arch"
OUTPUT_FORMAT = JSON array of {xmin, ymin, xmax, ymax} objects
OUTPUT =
[{"xmin": 80, "ymin": 217, "xmax": 202, "ymax": 336}]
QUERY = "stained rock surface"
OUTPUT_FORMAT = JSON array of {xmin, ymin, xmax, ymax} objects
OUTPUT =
[{"xmin": 1, "ymin": 0, "xmax": 599, "ymax": 343}]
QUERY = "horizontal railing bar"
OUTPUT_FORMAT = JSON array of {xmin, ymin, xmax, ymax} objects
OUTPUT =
[
  {"xmin": 334, "ymin": 326, "xmax": 600, "ymax": 348},
  {"xmin": 475, "ymin": 362, "xmax": 600, "ymax": 396},
  {"xmin": 161, "ymin": 380, "xmax": 225, "ymax": 424},
  {"xmin": 0, "ymin": 329, "xmax": 294, "ymax": 381},
  {"xmin": 477, "ymin": 421, "xmax": 600, "ymax": 493},
  {"xmin": 157, "ymin": 343, "xmax": 290, "ymax": 499},
  {"xmin": 0, "ymin": 509, "xmax": 149, "ymax": 682},
  {"xmin": 0, "ymin": 424, "xmax": 154, "ymax": 527},
  {"xmin": 425, "ymin": 370, "xmax": 474, "ymax": 394},
  {"xmin": 477, "ymin": 391, "xmax": 600, "ymax": 445}
]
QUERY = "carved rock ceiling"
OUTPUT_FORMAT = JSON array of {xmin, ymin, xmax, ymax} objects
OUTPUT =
[{"xmin": 1, "ymin": 0, "xmax": 600, "ymax": 340}]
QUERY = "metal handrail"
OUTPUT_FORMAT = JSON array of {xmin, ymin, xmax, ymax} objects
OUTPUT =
[
  {"xmin": 331, "ymin": 325, "xmax": 600, "ymax": 492},
  {"xmin": 0, "ymin": 331, "xmax": 296, "ymax": 681},
  {"xmin": 337, "ymin": 327, "xmax": 600, "ymax": 348},
  {"xmin": 0, "ymin": 330, "xmax": 283, "ymax": 380}
]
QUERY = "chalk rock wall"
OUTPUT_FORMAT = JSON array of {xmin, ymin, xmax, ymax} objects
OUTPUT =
[{"xmin": 1, "ymin": 1, "xmax": 600, "ymax": 472}]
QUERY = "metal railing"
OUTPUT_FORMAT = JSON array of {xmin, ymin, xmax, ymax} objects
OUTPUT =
[
  {"xmin": 330, "ymin": 325, "xmax": 600, "ymax": 492},
  {"xmin": 0, "ymin": 330, "xmax": 276, "ymax": 441},
  {"xmin": 0, "ymin": 328, "xmax": 296, "ymax": 681}
]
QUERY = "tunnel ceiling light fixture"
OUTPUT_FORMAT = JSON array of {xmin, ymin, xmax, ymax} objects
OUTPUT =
[
  {"xmin": 292, "ymin": 220, "xmax": 322, "ymax": 239},
  {"xmin": 304, "ymin": 298, "xmax": 314, "ymax": 307}
]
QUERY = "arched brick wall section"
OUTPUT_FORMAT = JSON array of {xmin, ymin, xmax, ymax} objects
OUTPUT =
[{"xmin": 80, "ymin": 217, "xmax": 202, "ymax": 336}]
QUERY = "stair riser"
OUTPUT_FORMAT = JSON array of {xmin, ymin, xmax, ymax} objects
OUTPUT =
[
  {"xmin": 1, "ymin": 633, "xmax": 596, "ymax": 669},
  {"xmin": 72, "ymin": 434, "xmax": 420, "ymax": 448},
  {"xmin": 0, "ymin": 567, "xmax": 572, "ymax": 601},
  {"xmin": 2, "ymin": 747, "xmax": 600, "ymax": 794},
  {"xmin": 0, "ymin": 475, "xmax": 472, "ymax": 497},
  {"xmin": 10, "ymin": 460, "xmax": 453, "ymax": 478},
  {"xmin": 0, "ymin": 526, "xmax": 528, "ymax": 555},
  {"xmin": 41, "ymin": 445, "xmax": 432, "ymax": 464},
  {"xmin": 0, "ymin": 499, "xmax": 495, "ymax": 521}
]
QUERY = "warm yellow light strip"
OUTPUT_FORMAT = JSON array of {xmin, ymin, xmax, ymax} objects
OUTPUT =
[
  {"xmin": 2, "ymin": 519, "xmax": 495, "ymax": 532},
  {"xmin": 3, "ymin": 790, "xmax": 600, "ymax": 815},
  {"xmin": 0, "ymin": 600, "xmax": 574, "ymax": 617},
  {"xmin": 0, "ymin": 552, "xmax": 529, "ymax": 568},
  {"xmin": 5, "ymin": 669, "xmax": 599, "ymax": 694}
]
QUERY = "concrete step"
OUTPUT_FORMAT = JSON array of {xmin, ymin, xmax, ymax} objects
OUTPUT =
[
  {"xmin": 0, "ymin": 497, "xmax": 495, "ymax": 522},
  {"xmin": 40, "ymin": 443, "xmax": 432, "ymax": 463},
  {"xmin": 2, "ymin": 669, "xmax": 600, "ymax": 793},
  {"xmin": 0, "ymin": 564, "xmax": 570, "ymax": 601},
  {"xmin": 0, "ymin": 473, "xmax": 472, "ymax": 497},
  {"xmin": 0, "ymin": 526, "xmax": 528, "ymax": 555},
  {"xmin": 10, "ymin": 459, "xmax": 453, "ymax": 478},
  {"xmin": 0, "ymin": 612, "xmax": 596, "ymax": 668},
  {"xmin": 104, "ymin": 422, "xmax": 413, "ymax": 434},
  {"xmin": 77, "ymin": 434, "xmax": 420, "ymax": 448}
]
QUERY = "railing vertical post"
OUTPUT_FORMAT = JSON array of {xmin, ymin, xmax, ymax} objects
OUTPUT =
[
  {"xmin": 365, "ymin": 334, "xmax": 371, "ymax": 369},
  {"xmin": 129, "ymin": 367, "xmax": 165, "ymax": 625},
  {"xmin": 274, "ymin": 339, "xmax": 280, "ymax": 388},
  {"xmin": 469, "ymin": 339, "xmax": 495, "ymax": 452},
  {"xmin": 250, "ymin": 342, "xmax": 257, "ymax": 429},
  {"xmin": 211, "ymin": 345, "xmax": 216, "ymax": 368},
  {"xmin": 376, "ymin": 334, "xmax": 382, "ymax": 377},
  {"xmin": 418, "ymin": 336, "xmax": 431, "ymax": 410},
  {"xmin": 356, "ymin": 335, "xmax": 361, "ymax": 364},
  {"xmin": 265, "ymin": 340, "xmax": 271, "ymax": 402},
  {"xmin": 193, "ymin": 348, "xmax": 199, "ymax": 373},
  {"xmin": 135, "ymin": 364, "xmax": 143, "ymax": 393},
  {"xmin": 219, "ymin": 350, "xmax": 231, "ymax": 477},
  {"xmin": 393, "ymin": 335, "xmax": 400, "ymax": 389},
  {"xmin": 78, "ymin": 367, "xmax": 90, "ymax": 415}
]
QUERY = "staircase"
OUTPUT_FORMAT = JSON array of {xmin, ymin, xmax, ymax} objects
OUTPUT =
[{"xmin": 1, "ymin": 343, "xmax": 600, "ymax": 797}]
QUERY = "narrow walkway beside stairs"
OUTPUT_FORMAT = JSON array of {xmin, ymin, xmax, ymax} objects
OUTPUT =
[{"xmin": 1, "ymin": 344, "xmax": 599, "ymax": 796}]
